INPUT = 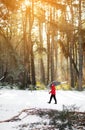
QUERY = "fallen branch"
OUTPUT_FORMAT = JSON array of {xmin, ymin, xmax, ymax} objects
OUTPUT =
[
  {"xmin": 0, "ymin": 107, "xmax": 85, "ymax": 130},
  {"xmin": 0, "ymin": 108, "xmax": 35, "ymax": 123}
]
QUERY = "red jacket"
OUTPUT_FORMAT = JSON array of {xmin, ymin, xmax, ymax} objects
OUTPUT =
[{"xmin": 49, "ymin": 84, "xmax": 56, "ymax": 95}]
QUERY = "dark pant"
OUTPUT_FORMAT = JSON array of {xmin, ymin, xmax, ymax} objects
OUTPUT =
[{"xmin": 49, "ymin": 94, "xmax": 57, "ymax": 104}]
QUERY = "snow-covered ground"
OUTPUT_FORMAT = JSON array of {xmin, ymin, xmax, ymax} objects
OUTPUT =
[{"xmin": 0, "ymin": 89, "xmax": 85, "ymax": 130}]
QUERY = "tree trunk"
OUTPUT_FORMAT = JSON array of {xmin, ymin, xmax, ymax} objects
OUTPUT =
[
  {"xmin": 50, "ymin": 35, "xmax": 54, "ymax": 81},
  {"xmin": 30, "ymin": 45, "xmax": 36, "ymax": 86},
  {"xmin": 47, "ymin": 33, "xmax": 50, "ymax": 84},
  {"xmin": 78, "ymin": 0, "xmax": 83, "ymax": 91}
]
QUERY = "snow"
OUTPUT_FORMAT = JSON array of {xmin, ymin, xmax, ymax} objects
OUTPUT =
[{"xmin": 0, "ymin": 88, "xmax": 85, "ymax": 130}]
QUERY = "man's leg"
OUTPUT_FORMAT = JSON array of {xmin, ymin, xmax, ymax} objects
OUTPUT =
[
  {"xmin": 48, "ymin": 95, "xmax": 53, "ymax": 103},
  {"xmin": 53, "ymin": 95, "xmax": 57, "ymax": 104}
]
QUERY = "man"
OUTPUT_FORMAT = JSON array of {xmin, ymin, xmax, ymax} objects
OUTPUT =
[{"xmin": 48, "ymin": 83, "xmax": 57, "ymax": 104}]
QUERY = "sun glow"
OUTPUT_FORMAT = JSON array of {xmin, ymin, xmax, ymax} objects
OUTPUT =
[{"xmin": 24, "ymin": 0, "xmax": 30, "ymax": 6}]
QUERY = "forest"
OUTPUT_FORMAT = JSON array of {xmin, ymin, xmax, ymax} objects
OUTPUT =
[{"xmin": 0, "ymin": 0, "xmax": 85, "ymax": 90}]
